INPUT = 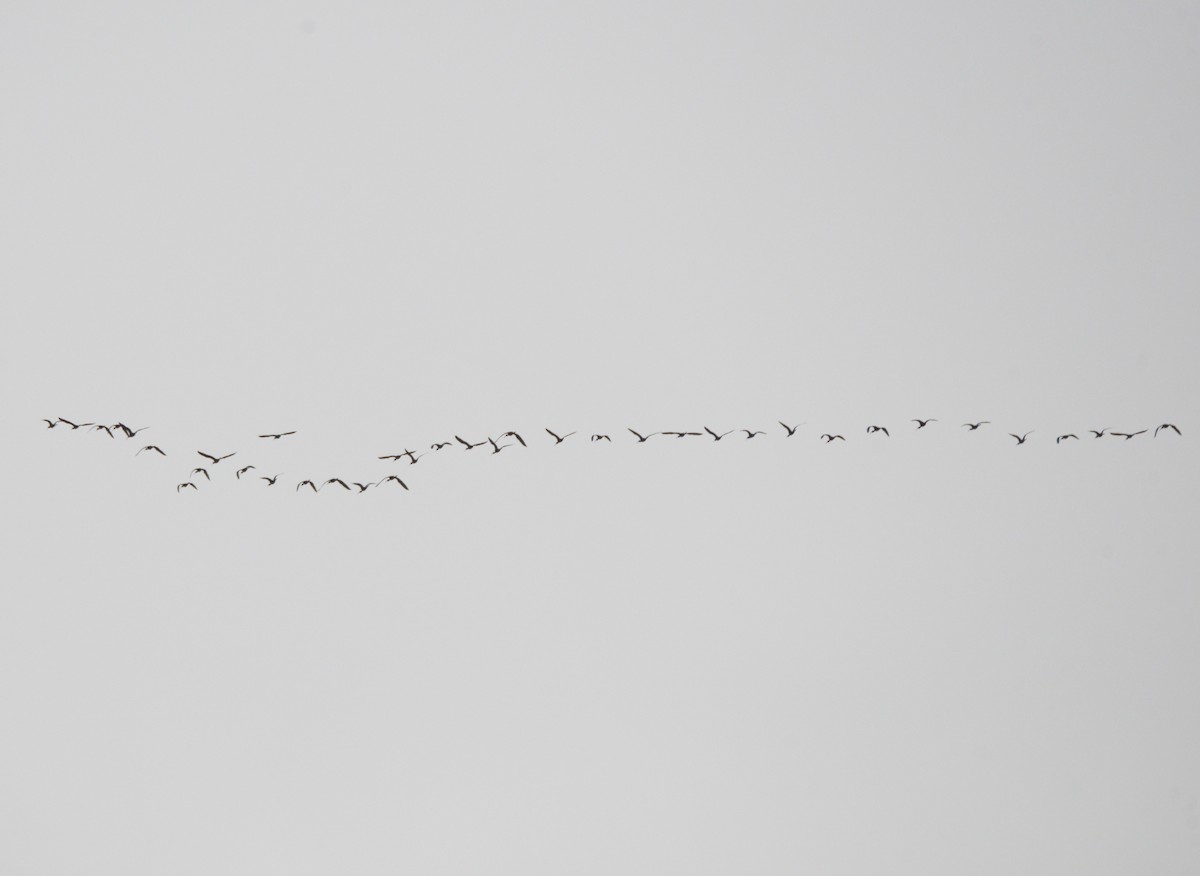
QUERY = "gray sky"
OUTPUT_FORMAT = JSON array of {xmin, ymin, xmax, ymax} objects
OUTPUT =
[{"xmin": 2, "ymin": 2, "xmax": 1199, "ymax": 873}]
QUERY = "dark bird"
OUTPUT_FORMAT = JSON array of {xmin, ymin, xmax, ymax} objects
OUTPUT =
[
  {"xmin": 197, "ymin": 451, "xmax": 236, "ymax": 464},
  {"xmin": 912, "ymin": 419, "xmax": 937, "ymax": 429},
  {"xmin": 376, "ymin": 475, "xmax": 409, "ymax": 490},
  {"xmin": 1154, "ymin": 423, "xmax": 1182, "ymax": 437},
  {"xmin": 779, "ymin": 422, "xmax": 804, "ymax": 437},
  {"xmin": 1056, "ymin": 434, "xmax": 1079, "ymax": 444},
  {"xmin": 176, "ymin": 482, "xmax": 198, "ymax": 493},
  {"xmin": 628, "ymin": 429, "xmax": 659, "ymax": 443},
  {"xmin": 431, "ymin": 442, "xmax": 453, "ymax": 451},
  {"xmin": 963, "ymin": 421, "xmax": 990, "ymax": 431},
  {"xmin": 297, "ymin": 479, "xmax": 318, "ymax": 492},
  {"xmin": 378, "ymin": 453, "xmax": 409, "ymax": 461},
  {"xmin": 351, "ymin": 482, "xmax": 372, "ymax": 493},
  {"xmin": 488, "ymin": 438, "xmax": 514, "ymax": 454},
  {"xmin": 455, "ymin": 435, "xmax": 486, "ymax": 450},
  {"xmin": 591, "ymin": 434, "xmax": 612, "ymax": 442},
  {"xmin": 403, "ymin": 451, "xmax": 425, "ymax": 464},
  {"xmin": 91, "ymin": 424, "xmax": 115, "ymax": 438},
  {"xmin": 820, "ymin": 434, "xmax": 845, "ymax": 442},
  {"xmin": 1089, "ymin": 428, "xmax": 1111, "ymax": 438},
  {"xmin": 42, "ymin": 418, "xmax": 58, "ymax": 429},
  {"xmin": 1009, "ymin": 432, "xmax": 1033, "ymax": 445},
  {"xmin": 742, "ymin": 430, "xmax": 766, "ymax": 439},
  {"xmin": 236, "ymin": 465, "xmax": 256, "ymax": 479},
  {"xmin": 258, "ymin": 431, "xmax": 297, "ymax": 439},
  {"xmin": 113, "ymin": 423, "xmax": 149, "ymax": 438},
  {"xmin": 323, "ymin": 478, "xmax": 351, "ymax": 491},
  {"xmin": 705, "ymin": 427, "xmax": 735, "ymax": 441},
  {"xmin": 500, "ymin": 431, "xmax": 527, "ymax": 447},
  {"xmin": 56, "ymin": 418, "xmax": 93, "ymax": 430},
  {"xmin": 261, "ymin": 474, "xmax": 281, "ymax": 486},
  {"xmin": 1111, "ymin": 430, "xmax": 1147, "ymax": 440},
  {"xmin": 190, "ymin": 467, "xmax": 211, "ymax": 480},
  {"xmin": 545, "ymin": 429, "xmax": 576, "ymax": 444},
  {"xmin": 663, "ymin": 431, "xmax": 703, "ymax": 438},
  {"xmin": 136, "ymin": 445, "xmax": 167, "ymax": 456},
  {"xmin": 866, "ymin": 425, "xmax": 890, "ymax": 436}
]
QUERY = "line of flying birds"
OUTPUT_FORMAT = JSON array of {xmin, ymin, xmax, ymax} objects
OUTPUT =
[{"xmin": 41, "ymin": 417, "xmax": 1184, "ymax": 495}]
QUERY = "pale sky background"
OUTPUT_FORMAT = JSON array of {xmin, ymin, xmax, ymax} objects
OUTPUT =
[{"xmin": 2, "ymin": 1, "xmax": 1199, "ymax": 873}]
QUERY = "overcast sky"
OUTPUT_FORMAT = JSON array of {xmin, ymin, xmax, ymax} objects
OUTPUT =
[{"xmin": 2, "ymin": 2, "xmax": 1199, "ymax": 873}]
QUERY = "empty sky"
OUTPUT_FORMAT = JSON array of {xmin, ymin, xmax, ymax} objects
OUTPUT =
[{"xmin": 2, "ymin": 2, "xmax": 1199, "ymax": 873}]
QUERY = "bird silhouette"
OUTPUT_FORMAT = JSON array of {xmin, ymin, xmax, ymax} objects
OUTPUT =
[
  {"xmin": 866, "ymin": 425, "xmax": 889, "ymax": 436},
  {"xmin": 197, "ymin": 451, "xmax": 235, "ymax": 464},
  {"xmin": 176, "ymin": 482, "xmax": 198, "ymax": 493},
  {"xmin": 1009, "ymin": 432, "xmax": 1033, "ymax": 445},
  {"xmin": 628, "ymin": 429, "xmax": 659, "ymax": 443},
  {"xmin": 488, "ymin": 438, "xmax": 514, "ymax": 454},
  {"xmin": 545, "ymin": 429, "xmax": 576, "ymax": 444},
  {"xmin": 742, "ymin": 430, "xmax": 766, "ymax": 439},
  {"xmin": 431, "ymin": 442, "xmax": 453, "ymax": 451},
  {"xmin": 56, "ymin": 418, "xmax": 93, "ymax": 430},
  {"xmin": 351, "ymin": 482, "xmax": 372, "ymax": 492},
  {"xmin": 705, "ymin": 427, "xmax": 735, "ymax": 441},
  {"xmin": 1056, "ymin": 434, "xmax": 1079, "ymax": 444},
  {"xmin": 236, "ymin": 465, "xmax": 256, "ymax": 479},
  {"xmin": 261, "ymin": 474, "xmax": 281, "ymax": 486},
  {"xmin": 403, "ymin": 450, "xmax": 425, "ymax": 464},
  {"xmin": 963, "ymin": 421, "xmax": 990, "ymax": 431},
  {"xmin": 1111, "ymin": 430, "xmax": 1147, "ymax": 440},
  {"xmin": 1154, "ymin": 423, "xmax": 1182, "ymax": 437},
  {"xmin": 778, "ymin": 422, "xmax": 804, "ymax": 437},
  {"xmin": 820, "ymin": 434, "xmax": 845, "ymax": 442},
  {"xmin": 455, "ymin": 435, "xmax": 486, "ymax": 450},
  {"xmin": 136, "ymin": 445, "xmax": 167, "ymax": 456},
  {"xmin": 113, "ymin": 423, "xmax": 149, "ymax": 438},
  {"xmin": 911, "ymin": 419, "xmax": 937, "ymax": 429},
  {"xmin": 258, "ymin": 431, "xmax": 297, "ymax": 439},
  {"xmin": 591, "ymin": 434, "xmax": 612, "ymax": 442},
  {"xmin": 42, "ymin": 418, "xmax": 58, "ymax": 429},
  {"xmin": 296, "ymin": 480, "xmax": 318, "ymax": 492},
  {"xmin": 376, "ymin": 475, "xmax": 409, "ymax": 490},
  {"xmin": 1089, "ymin": 428, "xmax": 1111, "ymax": 438},
  {"xmin": 663, "ymin": 431, "xmax": 703, "ymax": 438},
  {"xmin": 323, "ymin": 478, "xmax": 351, "ymax": 491},
  {"xmin": 500, "ymin": 431, "xmax": 527, "ymax": 447},
  {"xmin": 91, "ymin": 424, "xmax": 115, "ymax": 438},
  {"xmin": 190, "ymin": 467, "xmax": 211, "ymax": 480}
]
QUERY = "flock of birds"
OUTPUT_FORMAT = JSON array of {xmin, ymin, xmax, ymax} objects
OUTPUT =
[{"xmin": 41, "ymin": 416, "xmax": 1184, "ymax": 496}]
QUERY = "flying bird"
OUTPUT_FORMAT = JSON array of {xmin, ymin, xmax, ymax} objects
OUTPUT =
[
  {"xmin": 820, "ymin": 434, "xmax": 845, "ymax": 443},
  {"xmin": 236, "ymin": 465, "xmax": 256, "ymax": 479},
  {"xmin": 261, "ymin": 474, "xmax": 281, "ymax": 486},
  {"xmin": 42, "ymin": 418, "xmax": 58, "ymax": 429},
  {"xmin": 197, "ymin": 451, "xmax": 235, "ymax": 464},
  {"xmin": 628, "ymin": 429, "xmax": 659, "ymax": 443},
  {"xmin": 258, "ymin": 431, "xmax": 297, "ymax": 439},
  {"xmin": 500, "ymin": 431, "xmax": 526, "ymax": 447},
  {"xmin": 113, "ymin": 423, "xmax": 149, "ymax": 438},
  {"xmin": 866, "ymin": 425, "xmax": 889, "ymax": 436},
  {"xmin": 190, "ymin": 467, "xmax": 211, "ymax": 480},
  {"xmin": 591, "ymin": 434, "xmax": 612, "ymax": 442},
  {"xmin": 1154, "ymin": 423, "xmax": 1182, "ymax": 437},
  {"xmin": 545, "ymin": 429, "xmax": 576, "ymax": 444},
  {"xmin": 1111, "ymin": 430, "xmax": 1147, "ymax": 440},
  {"xmin": 778, "ymin": 422, "xmax": 804, "ymax": 437},
  {"xmin": 455, "ymin": 435, "xmax": 486, "ymax": 450},
  {"xmin": 1009, "ymin": 432, "xmax": 1033, "ymax": 445},
  {"xmin": 136, "ymin": 445, "xmax": 166, "ymax": 456},
  {"xmin": 56, "ymin": 418, "xmax": 93, "ymax": 430},
  {"xmin": 1056, "ymin": 434, "xmax": 1079, "ymax": 444},
  {"xmin": 488, "ymin": 438, "xmax": 514, "ymax": 454},
  {"xmin": 742, "ymin": 430, "xmax": 766, "ymax": 439},
  {"xmin": 431, "ymin": 442, "xmax": 453, "ymax": 451},
  {"xmin": 176, "ymin": 482, "xmax": 197, "ymax": 493},
  {"xmin": 296, "ymin": 480, "xmax": 318, "ymax": 492},
  {"xmin": 351, "ymin": 482, "xmax": 372, "ymax": 493},
  {"xmin": 663, "ymin": 431, "xmax": 703, "ymax": 438},
  {"xmin": 91, "ymin": 424, "xmax": 115, "ymax": 438},
  {"xmin": 911, "ymin": 419, "xmax": 937, "ymax": 429},
  {"xmin": 1089, "ymin": 428, "xmax": 1111, "ymax": 438},
  {"xmin": 705, "ymin": 427, "xmax": 735, "ymax": 441},
  {"xmin": 323, "ymin": 478, "xmax": 351, "ymax": 491},
  {"xmin": 376, "ymin": 475, "xmax": 409, "ymax": 490},
  {"xmin": 963, "ymin": 421, "xmax": 990, "ymax": 431}
]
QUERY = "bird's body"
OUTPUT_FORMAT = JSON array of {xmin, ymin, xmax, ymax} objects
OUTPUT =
[
  {"xmin": 92, "ymin": 424, "xmax": 115, "ymax": 438},
  {"xmin": 1010, "ymin": 432, "xmax": 1033, "ymax": 445},
  {"xmin": 352, "ymin": 482, "xmax": 372, "ymax": 493},
  {"xmin": 591, "ymin": 434, "xmax": 611, "ymax": 442},
  {"xmin": 191, "ymin": 467, "xmax": 211, "ymax": 480},
  {"xmin": 136, "ymin": 445, "xmax": 166, "ymax": 456},
  {"xmin": 545, "ymin": 429, "xmax": 576, "ymax": 444},
  {"xmin": 779, "ymin": 422, "xmax": 803, "ymax": 437},
  {"xmin": 236, "ymin": 465, "xmax": 256, "ymax": 479},
  {"xmin": 323, "ymin": 478, "xmax": 351, "ymax": 491},
  {"xmin": 704, "ymin": 427, "xmax": 735, "ymax": 441},
  {"xmin": 456, "ymin": 435, "xmax": 486, "ymax": 450},
  {"xmin": 258, "ymin": 431, "xmax": 297, "ymax": 439},
  {"xmin": 488, "ymin": 438, "xmax": 513, "ymax": 454},
  {"xmin": 1111, "ymin": 430, "xmax": 1147, "ymax": 440},
  {"xmin": 963, "ymin": 421, "xmax": 990, "ymax": 431},
  {"xmin": 197, "ymin": 451, "xmax": 235, "ymax": 464},
  {"xmin": 261, "ymin": 474, "xmax": 280, "ymax": 486},
  {"xmin": 820, "ymin": 434, "xmax": 845, "ymax": 442},
  {"xmin": 742, "ymin": 430, "xmax": 766, "ymax": 439},
  {"xmin": 866, "ymin": 425, "xmax": 889, "ymax": 436},
  {"xmin": 912, "ymin": 419, "xmax": 937, "ymax": 429},
  {"xmin": 1056, "ymin": 434, "xmax": 1079, "ymax": 444},
  {"xmin": 297, "ymin": 480, "xmax": 318, "ymax": 492},
  {"xmin": 114, "ymin": 423, "xmax": 149, "ymax": 438},
  {"xmin": 1089, "ymin": 428, "xmax": 1111, "ymax": 438},
  {"xmin": 1155, "ymin": 423, "xmax": 1182, "ymax": 437},
  {"xmin": 501, "ymin": 431, "xmax": 526, "ymax": 447},
  {"xmin": 377, "ymin": 475, "xmax": 409, "ymax": 490},
  {"xmin": 176, "ymin": 482, "xmax": 197, "ymax": 492},
  {"xmin": 628, "ymin": 429, "xmax": 659, "ymax": 443},
  {"xmin": 663, "ymin": 431, "xmax": 703, "ymax": 438},
  {"xmin": 42, "ymin": 418, "xmax": 58, "ymax": 429},
  {"xmin": 431, "ymin": 442, "xmax": 453, "ymax": 451},
  {"xmin": 56, "ymin": 418, "xmax": 92, "ymax": 430}
]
